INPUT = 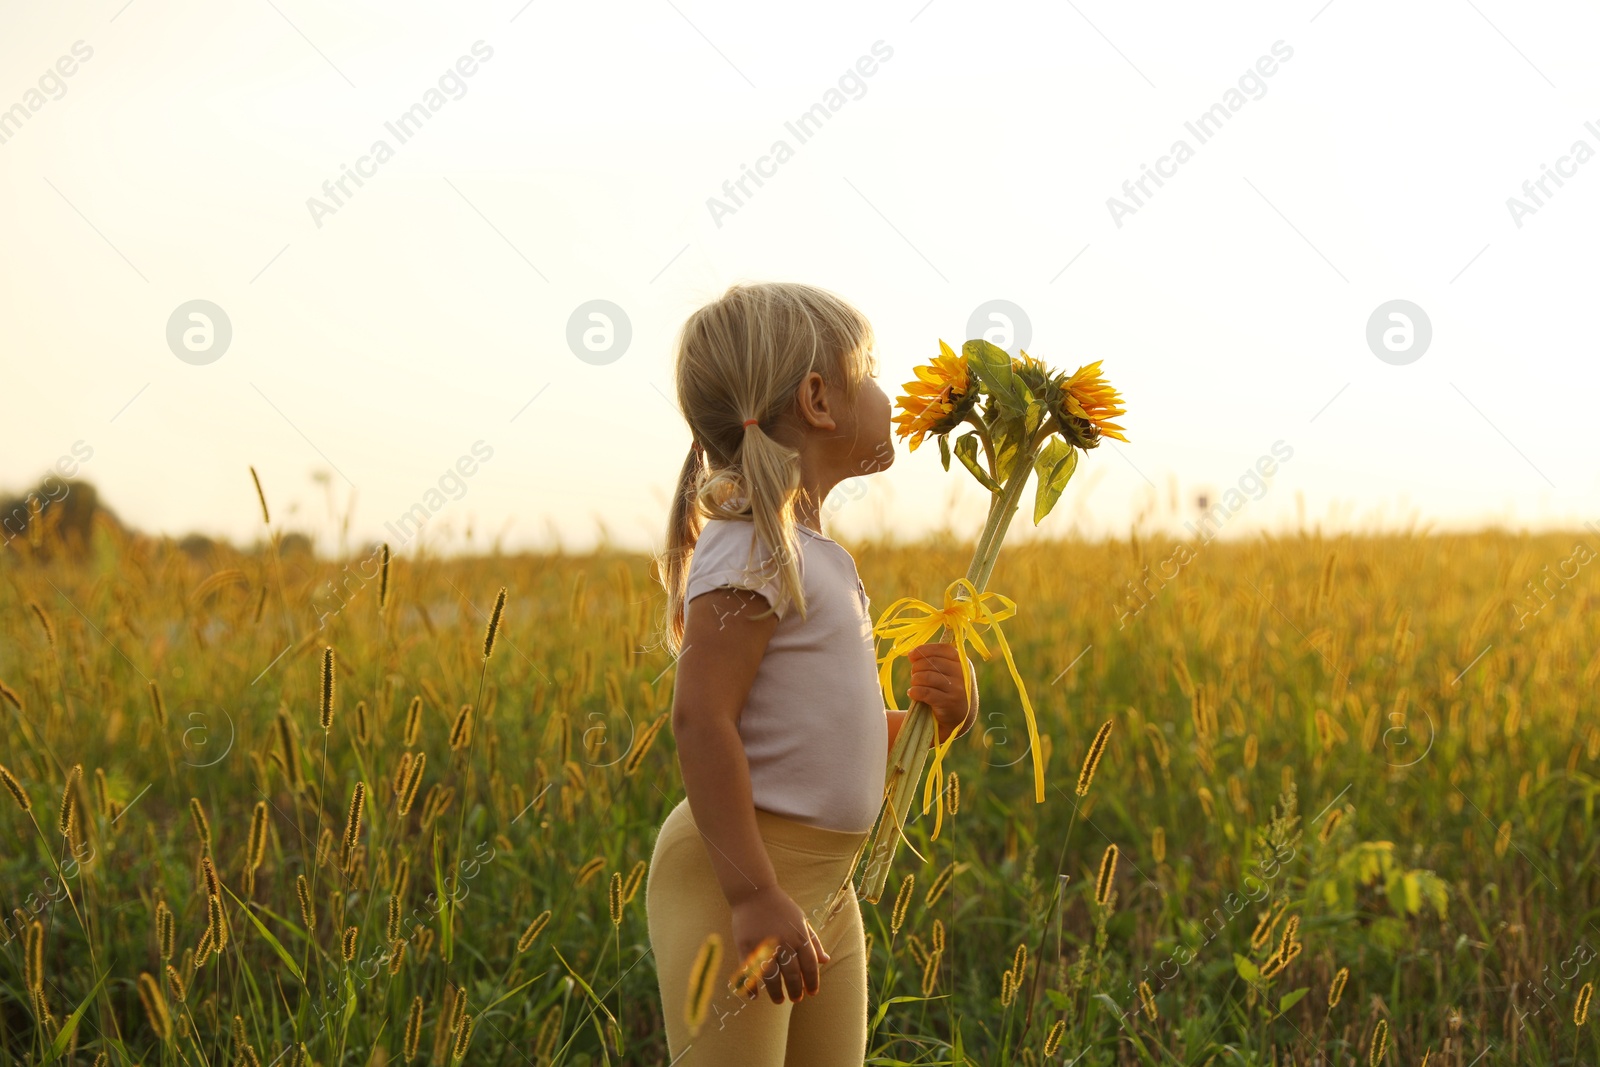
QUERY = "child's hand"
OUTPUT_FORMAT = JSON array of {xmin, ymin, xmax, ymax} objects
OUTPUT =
[
  {"xmin": 728, "ymin": 885, "xmax": 830, "ymax": 1004},
  {"xmin": 907, "ymin": 643, "xmax": 977, "ymax": 737}
]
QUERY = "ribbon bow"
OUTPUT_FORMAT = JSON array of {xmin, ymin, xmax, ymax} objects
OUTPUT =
[{"xmin": 872, "ymin": 577, "xmax": 1044, "ymax": 841}]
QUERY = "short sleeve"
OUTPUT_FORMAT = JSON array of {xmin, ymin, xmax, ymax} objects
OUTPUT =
[{"xmin": 686, "ymin": 520, "xmax": 793, "ymax": 621}]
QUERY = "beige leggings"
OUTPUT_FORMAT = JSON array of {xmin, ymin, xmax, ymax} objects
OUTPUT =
[{"xmin": 646, "ymin": 797, "xmax": 872, "ymax": 1066}]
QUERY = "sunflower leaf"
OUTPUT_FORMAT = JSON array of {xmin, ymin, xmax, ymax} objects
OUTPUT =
[
  {"xmin": 988, "ymin": 408, "xmax": 1038, "ymax": 486},
  {"xmin": 962, "ymin": 339, "xmax": 1029, "ymax": 412},
  {"xmin": 1032, "ymin": 438, "xmax": 1078, "ymax": 525},
  {"xmin": 954, "ymin": 433, "xmax": 1002, "ymax": 493},
  {"xmin": 937, "ymin": 432, "xmax": 952, "ymax": 472}
]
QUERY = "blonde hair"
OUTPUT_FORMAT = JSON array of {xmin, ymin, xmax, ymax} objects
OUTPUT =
[{"xmin": 656, "ymin": 281, "xmax": 876, "ymax": 655}]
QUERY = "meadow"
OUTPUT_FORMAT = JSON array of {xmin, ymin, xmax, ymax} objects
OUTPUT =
[{"xmin": 1, "ymin": 495, "xmax": 1597, "ymax": 1066}]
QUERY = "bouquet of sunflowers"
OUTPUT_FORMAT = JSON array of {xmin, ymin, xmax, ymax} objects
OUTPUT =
[{"xmin": 855, "ymin": 338, "xmax": 1128, "ymax": 904}]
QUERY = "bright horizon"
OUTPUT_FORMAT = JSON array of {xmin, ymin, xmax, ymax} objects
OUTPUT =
[{"xmin": 4, "ymin": 0, "xmax": 1598, "ymax": 558}]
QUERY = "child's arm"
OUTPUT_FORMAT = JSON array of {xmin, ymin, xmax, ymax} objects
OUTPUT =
[
  {"xmin": 673, "ymin": 585, "xmax": 829, "ymax": 1004},
  {"xmin": 672, "ymin": 586, "xmax": 784, "ymax": 907}
]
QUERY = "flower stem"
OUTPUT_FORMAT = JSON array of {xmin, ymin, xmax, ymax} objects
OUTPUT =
[{"xmin": 858, "ymin": 414, "xmax": 1059, "ymax": 904}]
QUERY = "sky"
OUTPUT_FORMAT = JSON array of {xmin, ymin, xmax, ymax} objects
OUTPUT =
[{"xmin": 3, "ymin": 0, "xmax": 1598, "ymax": 557}]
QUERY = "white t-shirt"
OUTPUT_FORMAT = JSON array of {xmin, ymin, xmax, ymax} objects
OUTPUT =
[{"xmin": 682, "ymin": 517, "xmax": 888, "ymax": 834}]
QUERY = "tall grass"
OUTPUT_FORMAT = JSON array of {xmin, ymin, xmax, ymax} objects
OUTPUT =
[{"xmin": 0, "ymin": 508, "xmax": 1596, "ymax": 1065}]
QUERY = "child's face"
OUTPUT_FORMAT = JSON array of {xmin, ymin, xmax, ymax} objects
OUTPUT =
[{"xmin": 839, "ymin": 369, "xmax": 895, "ymax": 477}]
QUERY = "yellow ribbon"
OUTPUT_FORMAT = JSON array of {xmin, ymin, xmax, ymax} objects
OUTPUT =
[{"xmin": 872, "ymin": 577, "xmax": 1044, "ymax": 842}]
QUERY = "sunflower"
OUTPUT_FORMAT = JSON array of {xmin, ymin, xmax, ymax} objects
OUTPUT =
[
  {"xmin": 1055, "ymin": 360, "xmax": 1128, "ymax": 448},
  {"xmin": 892, "ymin": 341, "xmax": 981, "ymax": 452}
]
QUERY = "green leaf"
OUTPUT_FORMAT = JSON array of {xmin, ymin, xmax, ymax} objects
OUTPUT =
[
  {"xmin": 551, "ymin": 946, "xmax": 615, "ymax": 1020},
  {"xmin": 48, "ymin": 967, "xmax": 109, "ymax": 1061},
  {"xmin": 1032, "ymin": 438, "xmax": 1079, "ymax": 525},
  {"xmin": 937, "ymin": 431, "xmax": 952, "ymax": 472},
  {"xmin": 1278, "ymin": 987, "xmax": 1309, "ymax": 1013},
  {"xmin": 481, "ymin": 971, "xmax": 548, "ymax": 1014},
  {"xmin": 222, "ymin": 885, "xmax": 305, "ymax": 981},
  {"xmin": 432, "ymin": 830, "xmax": 451, "ymax": 962},
  {"xmin": 870, "ymin": 993, "xmax": 941, "ymax": 1032},
  {"xmin": 962, "ymin": 339, "xmax": 1029, "ymax": 413},
  {"xmin": 1233, "ymin": 953, "xmax": 1260, "ymax": 982},
  {"xmin": 342, "ymin": 971, "xmax": 358, "ymax": 1030},
  {"xmin": 953, "ymin": 432, "xmax": 1002, "ymax": 493}
]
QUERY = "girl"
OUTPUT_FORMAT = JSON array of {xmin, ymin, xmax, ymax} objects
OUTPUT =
[{"xmin": 647, "ymin": 281, "xmax": 980, "ymax": 1065}]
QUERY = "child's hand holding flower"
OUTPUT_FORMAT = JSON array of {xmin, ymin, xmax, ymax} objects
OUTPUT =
[{"xmin": 907, "ymin": 643, "xmax": 978, "ymax": 741}]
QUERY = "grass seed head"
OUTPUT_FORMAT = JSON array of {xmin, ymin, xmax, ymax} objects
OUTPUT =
[
  {"xmin": 404, "ymin": 696, "xmax": 423, "ymax": 746},
  {"xmin": 1276, "ymin": 914, "xmax": 1300, "ymax": 959},
  {"xmin": 189, "ymin": 797, "xmax": 212, "ymax": 856},
  {"xmin": 925, "ymin": 862, "xmax": 957, "ymax": 907},
  {"xmin": 574, "ymin": 855, "xmax": 605, "ymax": 889},
  {"xmin": 58, "ymin": 765, "xmax": 81, "ymax": 838},
  {"xmin": 920, "ymin": 947, "xmax": 941, "ymax": 996},
  {"xmin": 1044, "ymin": 1019, "xmax": 1066, "ymax": 1057},
  {"xmin": 155, "ymin": 900, "xmax": 174, "ymax": 961},
  {"xmin": 622, "ymin": 859, "xmax": 648, "ymax": 904},
  {"xmin": 379, "ymin": 543, "xmax": 391, "ymax": 610},
  {"xmin": 207, "ymin": 891, "xmax": 228, "ymax": 954},
  {"xmin": 1076, "ymin": 720, "xmax": 1113, "ymax": 796},
  {"xmin": 137, "ymin": 971, "xmax": 172, "ymax": 1040},
  {"xmin": 623, "ymin": 715, "xmax": 667, "ymax": 777},
  {"xmin": 398, "ymin": 753, "xmax": 426, "ymax": 816},
  {"xmin": 25, "ymin": 920, "xmax": 43, "ymax": 992},
  {"xmin": 404, "ymin": 995, "xmax": 424, "ymax": 1062},
  {"xmin": 684, "ymin": 934, "xmax": 723, "ymax": 1036},
  {"xmin": 1138, "ymin": 979, "xmax": 1158, "ymax": 1019},
  {"xmin": 1095, "ymin": 844, "xmax": 1119, "ymax": 906},
  {"xmin": 201, "ymin": 855, "xmax": 220, "ymax": 899},
  {"xmin": 891, "ymin": 873, "xmax": 915, "ymax": 933},
  {"xmin": 517, "ymin": 910, "xmax": 552, "ymax": 953},
  {"xmin": 1320, "ymin": 807, "xmax": 1344, "ymax": 843},
  {"xmin": 1328, "ymin": 965, "xmax": 1349, "ymax": 1007},
  {"xmin": 296, "ymin": 874, "xmax": 316, "ymax": 931},
  {"xmin": 483, "ymin": 586, "xmax": 507, "ymax": 660},
  {"xmin": 28, "ymin": 601, "xmax": 56, "ymax": 651},
  {"xmin": 449, "ymin": 705, "xmax": 474, "ymax": 751},
  {"xmin": 341, "ymin": 781, "xmax": 367, "ymax": 864},
  {"xmin": 0, "ymin": 763, "xmax": 30, "ymax": 812},
  {"xmin": 320, "ymin": 646, "xmax": 336, "ymax": 731},
  {"xmin": 249, "ymin": 466, "xmax": 270, "ymax": 524},
  {"xmin": 247, "ymin": 800, "xmax": 268, "ymax": 873}
]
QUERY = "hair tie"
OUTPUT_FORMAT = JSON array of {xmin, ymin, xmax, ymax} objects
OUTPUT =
[{"xmin": 742, "ymin": 418, "xmax": 759, "ymax": 428}]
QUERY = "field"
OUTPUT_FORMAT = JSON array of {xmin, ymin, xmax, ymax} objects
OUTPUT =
[{"xmin": 1, "ymin": 504, "xmax": 1598, "ymax": 1066}]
